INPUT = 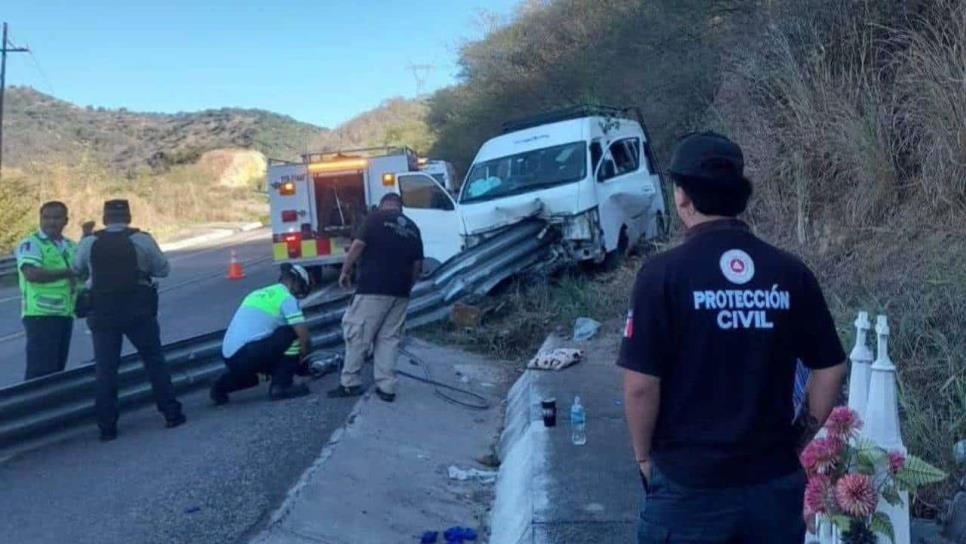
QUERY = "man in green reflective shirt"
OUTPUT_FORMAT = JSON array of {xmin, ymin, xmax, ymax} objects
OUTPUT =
[{"xmin": 15, "ymin": 201, "xmax": 93, "ymax": 380}]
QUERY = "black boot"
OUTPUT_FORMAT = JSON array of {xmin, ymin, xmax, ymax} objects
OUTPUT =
[
  {"xmin": 326, "ymin": 385, "xmax": 364, "ymax": 398},
  {"xmin": 210, "ymin": 382, "xmax": 229, "ymax": 406},
  {"xmin": 269, "ymin": 382, "xmax": 310, "ymax": 401}
]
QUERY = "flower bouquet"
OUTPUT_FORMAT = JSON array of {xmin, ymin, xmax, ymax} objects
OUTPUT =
[{"xmin": 800, "ymin": 407, "xmax": 946, "ymax": 544}]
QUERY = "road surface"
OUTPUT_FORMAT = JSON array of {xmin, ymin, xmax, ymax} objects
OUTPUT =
[{"xmin": 0, "ymin": 228, "xmax": 279, "ymax": 387}]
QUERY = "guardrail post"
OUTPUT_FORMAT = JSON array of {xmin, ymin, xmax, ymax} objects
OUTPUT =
[
  {"xmin": 863, "ymin": 314, "xmax": 910, "ymax": 544},
  {"xmin": 847, "ymin": 311, "xmax": 873, "ymax": 418}
]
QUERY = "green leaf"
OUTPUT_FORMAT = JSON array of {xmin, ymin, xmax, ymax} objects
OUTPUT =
[
  {"xmin": 895, "ymin": 455, "xmax": 947, "ymax": 489},
  {"xmin": 881, "ymin": 485, "xmax": 903, "ymax": 507},
  {"xmin": 830, "ymin": 514, "xmax": 853, "ymax": 533},
  {"xmin": 870, "ymin": 511, "xmax": 896, "ymax": 544}
]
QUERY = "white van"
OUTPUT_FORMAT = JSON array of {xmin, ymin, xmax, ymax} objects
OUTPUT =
[{"xmin": 396, "ymin": 106, "xmax": 669, "ymax": 268}]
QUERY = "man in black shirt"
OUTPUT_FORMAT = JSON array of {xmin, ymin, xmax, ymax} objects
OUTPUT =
[
  {"xmin": 328, "ymin": 193, "xmax": 423, "ymax": 402},
  {"xmin": 619, "ymin": 133, "xmax": 846, "ymax": 543}
]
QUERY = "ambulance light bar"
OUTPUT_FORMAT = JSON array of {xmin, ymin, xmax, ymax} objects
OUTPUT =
[{"xmin": 307, "ymin": 158, "xmax": 368, "ymax": 173}]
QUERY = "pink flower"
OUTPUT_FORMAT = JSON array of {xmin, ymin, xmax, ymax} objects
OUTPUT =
[
  {"xmin": 800, "ymin": 437, "xmax": 842, "ymax": 475},
  {"xmin": 835, "ymin": 474, "xmax": 878, "ymax": 517},
  {"xmin": 825, "ymin": 407, "xmax": 863, "ymax": 439},
  {"xmin": 804, "ymin": 475, "xmax": 834, "ymax": 515},
  {"xmin": 888, "ymin": 451, "xmax": 906, "ymax": 474}
]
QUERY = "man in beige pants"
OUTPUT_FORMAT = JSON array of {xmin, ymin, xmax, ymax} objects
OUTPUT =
[{"xmin": 328, "ymin": 193, "xmax": 423, "ymax": 402}]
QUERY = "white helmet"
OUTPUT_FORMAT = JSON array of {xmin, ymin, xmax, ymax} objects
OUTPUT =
[{"xmin": 281, "ymin": 263, "xmax": 311, "ymax": 296}]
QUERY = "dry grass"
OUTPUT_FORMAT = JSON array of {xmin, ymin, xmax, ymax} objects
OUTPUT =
[
  {"xmin": 425, "ymin": 257, "xmax": 642, "ymax": 362},
  {"xmin": 0, "ymin": 159, "xmax": 267, "ymax": 251},
  {"xmin": 712, "ymin": 0, "xmax": 966, "ymax": 515}
]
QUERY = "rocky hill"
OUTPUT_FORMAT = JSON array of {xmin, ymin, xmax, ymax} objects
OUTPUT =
[
  {"xmin": 3, "ymin": 87, "xmax": 432, "ymax": 175},
  {"xmin": 4, "ymin": 86, "xmax": 329, "ymax": 173}
]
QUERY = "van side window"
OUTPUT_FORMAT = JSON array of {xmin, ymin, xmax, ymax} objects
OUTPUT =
[
  {"xmin": 598, "ymin": 137, "xmax": 640, "ymax": 182},
  {"xmin": 398, "ymin": 174, "xmax": 455, "ymax": 211}
]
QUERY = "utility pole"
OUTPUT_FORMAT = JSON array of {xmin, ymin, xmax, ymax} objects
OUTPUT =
[{"xmin": 1, "ymin": 22, "xmax": 30, "ymax": 180}]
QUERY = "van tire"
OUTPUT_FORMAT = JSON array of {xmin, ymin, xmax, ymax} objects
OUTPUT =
[{"xmin": 601, "ymin": 228, "xmax": 628, "ymax": 272}]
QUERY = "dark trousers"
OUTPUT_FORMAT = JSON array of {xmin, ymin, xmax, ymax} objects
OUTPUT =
[
  {"xmin": 638, "ymin": 465, "xmax": 806, "ymax": 543},
  {"xmin": 23, "ymin": 316, "xmax": 73, "ymax": 380},
  {"xmin": 214, "ymin": 326, "xmax": 298, "ymax": 395},
  {"xmin": 90, "ymin": 315, "xmax": 183, "ymax": 431}
]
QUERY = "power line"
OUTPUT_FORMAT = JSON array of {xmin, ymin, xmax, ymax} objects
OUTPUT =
[
  {"xmin": 27, "ymin": 50, "xmax": 56, "ymax": 96},
  {"xmin": 1, "ymin": 22, "xmax": 30, "ymax": 181}
]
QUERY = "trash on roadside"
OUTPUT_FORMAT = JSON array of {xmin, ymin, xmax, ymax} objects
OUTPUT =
[
  {"xmin": 451, "ymin": 302, "xmax": 483, "ymax": 329},
  {"xmin": 528, "ymin": 348, "xmax": 583, "ymax": 371},
  {"xmin": 444, "ymin": 526, "xmax": 478, "ymax": 542},
  {"xmin": 420, "ymin": 531, "xmax": 439, "ymax": 543},
  {"xmin": 447, "ymin": 465, "xmax": 498, "ymax": 483},
  {"xmin": 301, "ymin": 350, "xmax": 342, "ymax": 379},
  {"xmin": 572, "ymin": 317, "xmax": 601, "ymax": 342}
]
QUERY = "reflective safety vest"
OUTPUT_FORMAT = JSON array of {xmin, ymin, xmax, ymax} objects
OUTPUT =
[
  {"xmin": 241, "ymin": 284, "xmax": 302, "ymax": 356},
  {"xmin": 18, "ymin": 232, "xmax": 77, "ymax": 317}
]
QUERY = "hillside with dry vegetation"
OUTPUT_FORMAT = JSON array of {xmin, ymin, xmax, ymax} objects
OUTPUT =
[
  {"xmin": 0, "ymin": 89, "xmax": 431, "ymax": 249},
  {"xmin": 426, "ymin": 0, "xmax": 964, "ymax": 514}
]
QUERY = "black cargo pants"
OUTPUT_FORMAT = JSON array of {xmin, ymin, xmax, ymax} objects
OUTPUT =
[
  {"xmin": 89, "ymin": 312, "xmax": 183, "ymax": 432},
  {"xmin": 214, "ymin": 326, "xmax": 299, "ymax": 394},
  {"xmin": 23, "ymin": 315, "xmax": 73, "ymax": 380}
]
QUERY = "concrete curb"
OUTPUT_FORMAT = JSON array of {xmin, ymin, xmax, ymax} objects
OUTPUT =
[{"xmin": 491, "ymin": 370, "xmax": 542, "ymax": 544}]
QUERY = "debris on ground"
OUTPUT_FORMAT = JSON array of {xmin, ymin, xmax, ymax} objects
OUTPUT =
[
  {"xmin": 447, "ymin": 465, "xmax": 498, "ymax": 483},
  {"xmin": 572, "ymin": 317, "xmax": 602, "ymax": 342},
  {"xmin": 444, "ymin": 526, "xmax": 478, "ymax": 542},
  {"xmin": 527, "ymin": 348, "xmax": 583, "ymax": 371},
  {"xmin": 451, "ymin": 302, "xmax": 484, "ymax": 329}
]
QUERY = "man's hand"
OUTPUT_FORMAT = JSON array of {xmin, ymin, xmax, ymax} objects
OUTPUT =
[
  {"xmin": 638, "ymin": 459, "xmax": 653, "ymax": 482},
  {"xmin": 339, "ymin": 270, "xmax": 352, "ymax": 289},
  {"xmin": 804, "ymin": 511, "xmax": 816, "ymax": 534}
]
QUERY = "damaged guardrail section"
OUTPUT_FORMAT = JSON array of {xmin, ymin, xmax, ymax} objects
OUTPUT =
[{"xmin": 0, "ymin": 221, "xmax": 551, "ymax": 448}]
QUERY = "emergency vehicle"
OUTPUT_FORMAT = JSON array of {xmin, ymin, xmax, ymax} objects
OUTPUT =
[
  {"xmin": 267, "ymin": 147, "xmax": 420, "ymax": 272},
  {"xmin": 390, "ymin": 106, "xmax": 670, "ymax": 268},
  {"xmin": 418, "ymin": 159, "xmax": 459, "ymax": 193}
]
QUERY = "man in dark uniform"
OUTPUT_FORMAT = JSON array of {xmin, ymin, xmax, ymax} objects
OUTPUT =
[
  {"xmin": 328, "ymin": 192, "xmax": 423, "ymax": 402},
  {"xmin": 73, "ymin": 200, "xmax": 185, "ymax": 442},
  {"xmin": 619, "ymin": 133, "xmax": 847, "ymax": 543}
]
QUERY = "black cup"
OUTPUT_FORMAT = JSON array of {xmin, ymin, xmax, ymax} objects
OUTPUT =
[{"xmin": 541, "ymin": 398, "xmax": 557, "ymax": 427}]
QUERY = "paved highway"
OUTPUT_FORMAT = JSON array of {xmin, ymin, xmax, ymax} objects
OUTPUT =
[
  {"xmin": 0, "ymin": 226, "xmax": 368, "ymax": 544},
  {"xmin": 0, "ymin": 228, "xmax": 280, "ymax": 387}
]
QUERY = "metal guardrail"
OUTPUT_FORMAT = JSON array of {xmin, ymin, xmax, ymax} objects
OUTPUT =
[
  {"xmin": 0, "ymin": 221, "xmax": 553, "ymax": 448},
  {"xmin": 0, "ymin": 255, "xmax": 16, "ymax": 279}
]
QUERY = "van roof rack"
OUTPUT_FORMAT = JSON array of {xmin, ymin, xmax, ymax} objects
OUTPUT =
[
  {"xmin": 300, "ymin": 146, "xmax": 416, "ymax": 164},
  {"xmin": 500, "ymin": 105, "xmax": 647, "ymax": 134}
]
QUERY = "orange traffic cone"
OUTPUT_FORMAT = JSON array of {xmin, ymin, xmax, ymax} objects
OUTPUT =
[{"xmin": 227, "ymin": 249, "xmax": 245, "ymax": 280}]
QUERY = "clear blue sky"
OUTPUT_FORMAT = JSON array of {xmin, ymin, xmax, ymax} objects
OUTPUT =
[{"xmin": 2, "ymin": 0, "xmax": 518, "ymax": 127}]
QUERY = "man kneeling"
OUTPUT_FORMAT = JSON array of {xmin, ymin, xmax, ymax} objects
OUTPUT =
[{"xmin": 211, "ymin": 264, "xmax": 313, "ymax": 404}]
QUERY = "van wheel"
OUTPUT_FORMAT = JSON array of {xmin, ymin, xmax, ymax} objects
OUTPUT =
[{"xmin": 601, "ymin": 229, "xmax": 628, "ymax": 272}]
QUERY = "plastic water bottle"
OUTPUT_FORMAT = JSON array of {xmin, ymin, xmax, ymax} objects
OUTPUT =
[{"xmin": 570, "ymin": 396, "xmax": 587, "ymax": 445}]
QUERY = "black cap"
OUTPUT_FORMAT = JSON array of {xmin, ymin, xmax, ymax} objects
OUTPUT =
[
  {"xmin": 103, "ymin": 199, "xmax": 131, "ymax": 221},
  {"xmin": 667, "ymin": 132, "xmax": 745, "ymax": 183}
]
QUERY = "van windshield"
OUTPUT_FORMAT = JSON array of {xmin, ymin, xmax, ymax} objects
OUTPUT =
[{"xmin": 461, "ymin": 141, "xmax": 586, "ymax": 203}]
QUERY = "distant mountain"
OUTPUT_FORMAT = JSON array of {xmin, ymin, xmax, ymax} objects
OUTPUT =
[
  {"xmin": 3, "ymin": 87, "xmax": 433, "ymax": 175},
  {"xmin": 4, "ymin": 86, "xmax": 328, "ymax": 173}
]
